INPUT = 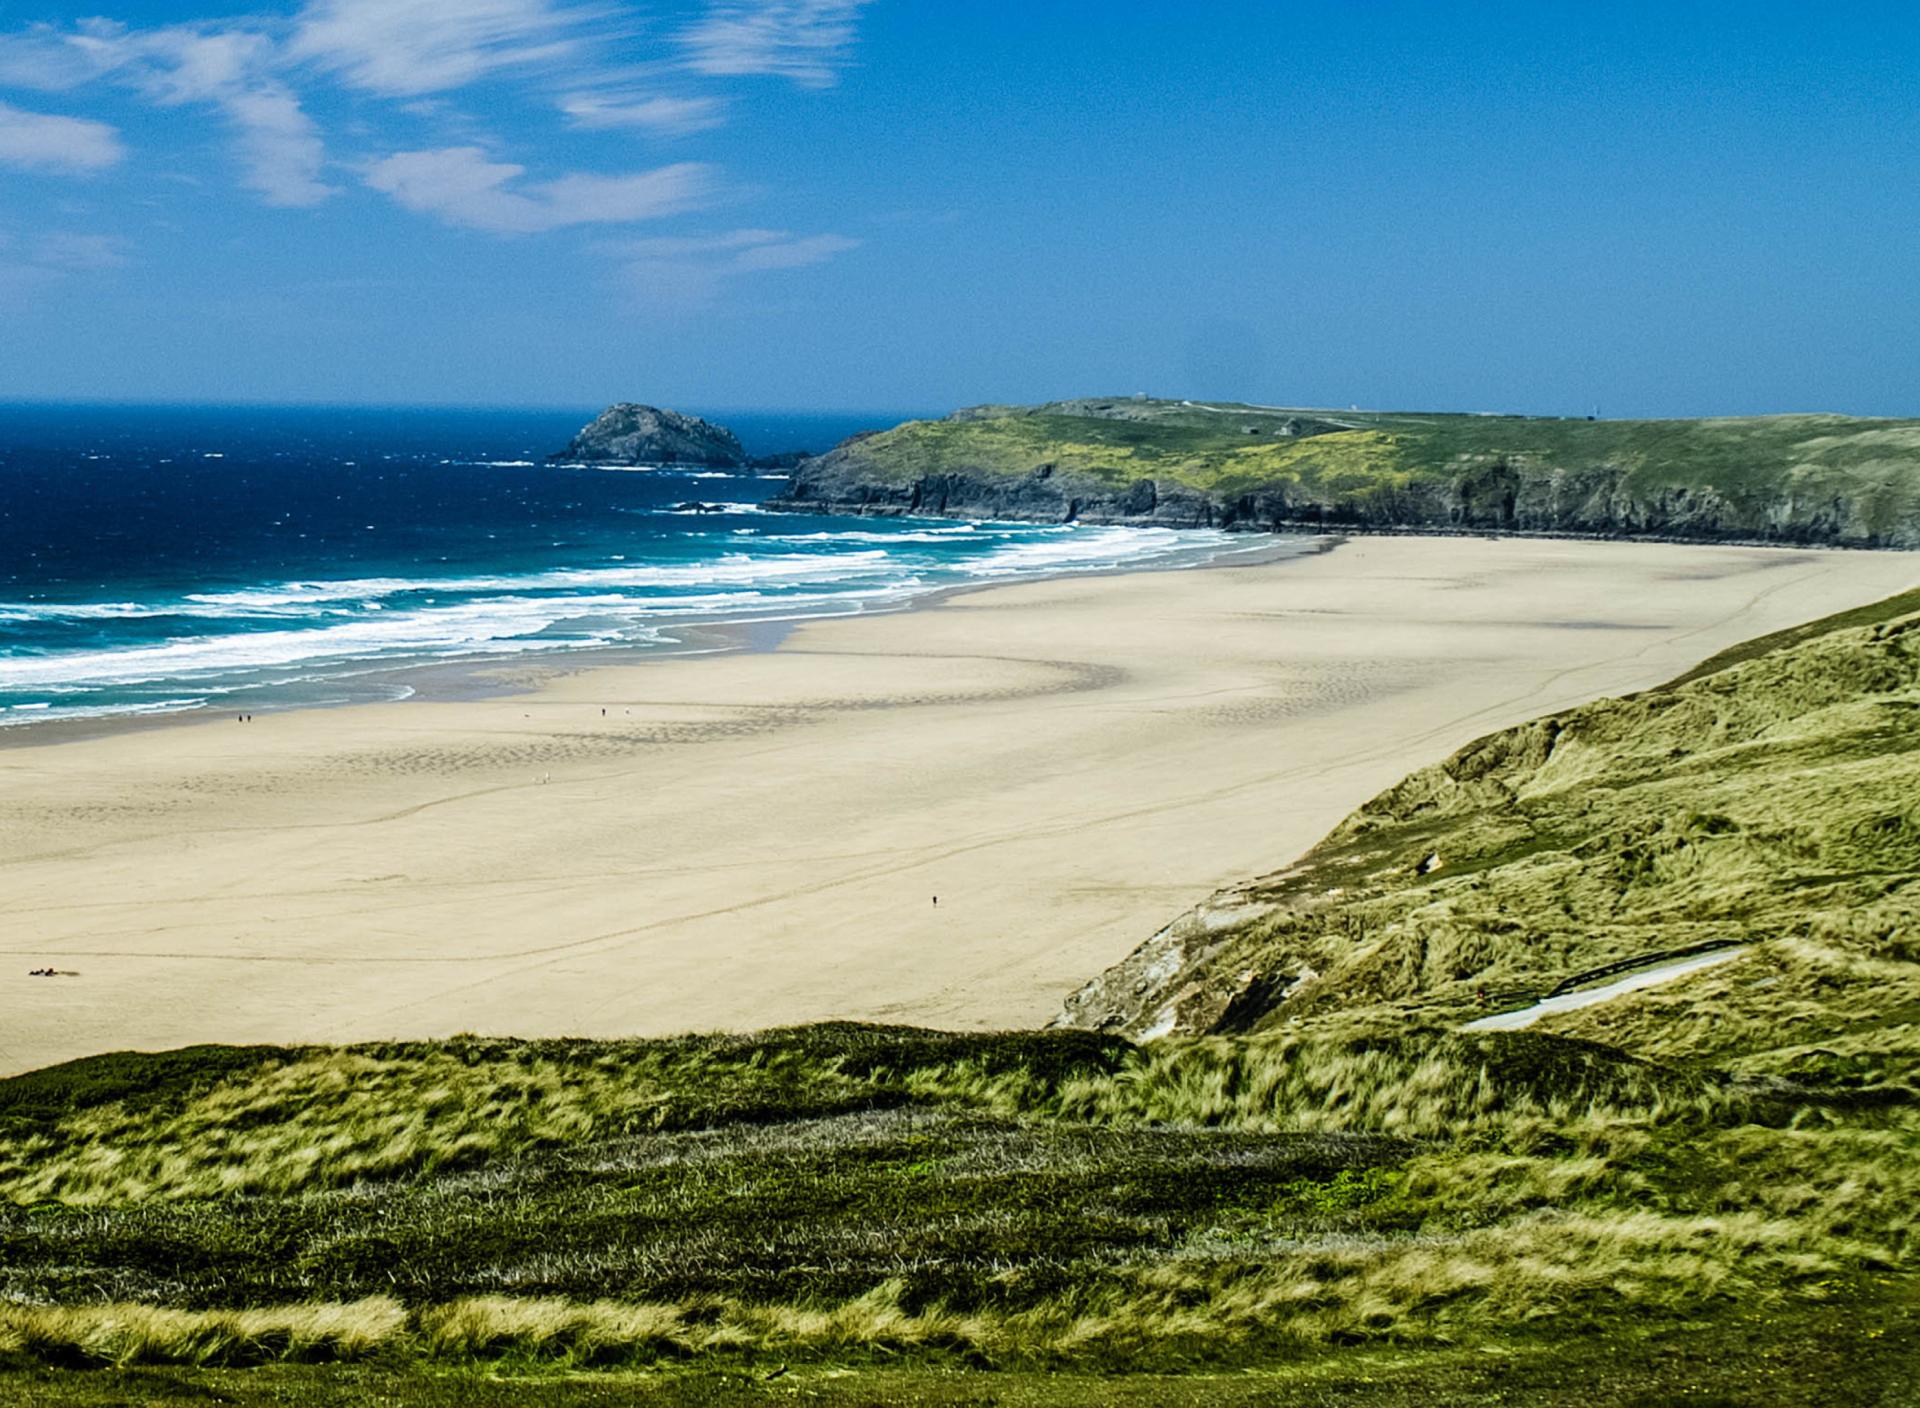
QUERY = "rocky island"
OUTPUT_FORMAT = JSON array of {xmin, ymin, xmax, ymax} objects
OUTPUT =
[
  {"xmin": 771, "ymin": 397, "xmax": 1920, "ymax": 547},
  {"xmin": 552, "ymin": 403, "xmax": 814, "ymax": 470}
]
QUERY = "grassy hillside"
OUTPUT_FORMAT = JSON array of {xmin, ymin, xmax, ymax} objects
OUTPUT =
[
  {"xmin": 1, "ymin": 1021, "xmax": 1911, "ymax": 1391},
  {"xmin": 776, "ymin": 398, "xmax": 1920, "ymax": 545},
  {"xmin": 1062, "ymin": 583, "xmax": 1920, "ymax": 1063},
  {"xmin": 5, "ymin": 595, "xmax": 1920, "ymax": 1403}
]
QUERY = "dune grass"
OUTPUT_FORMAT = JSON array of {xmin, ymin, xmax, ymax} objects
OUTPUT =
[
  {"xmin": 1070, "ymin": 594, "xmax": 1920, "ymax": 1079},
  {"xmin": 0, "ymin": 1018, "xmax": 1908, "ymax": 1373},
  {"xmin": 9, "ymin": 1273, "xmax": 1918, "ymax": 1405},
  {"xmin": 0, "ymin": 1298, "xmax": 403, "ymax": 1368}
]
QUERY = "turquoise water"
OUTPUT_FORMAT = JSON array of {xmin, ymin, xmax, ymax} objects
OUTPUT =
[{"xmin": 0, "ymin": 405, "xmax": 1244, "ymax": 724}]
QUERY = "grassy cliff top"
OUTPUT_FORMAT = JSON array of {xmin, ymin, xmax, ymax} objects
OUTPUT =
[{"xmin": 826, "ymin": 398, "xmax": 1920, "ymax": 530}]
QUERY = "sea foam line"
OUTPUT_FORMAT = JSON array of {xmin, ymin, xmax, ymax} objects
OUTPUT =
[{"xmin": 0, "ymin": 523, "xmax": 1247, "ymax": 704}]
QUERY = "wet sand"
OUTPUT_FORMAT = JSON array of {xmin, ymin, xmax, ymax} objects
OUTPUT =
[{"xmin": 3, "ymin": 534, "xmax": 1914, "ymax": 1075}]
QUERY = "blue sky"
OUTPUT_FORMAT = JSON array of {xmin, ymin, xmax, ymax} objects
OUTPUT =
[{"xmin": 0, "ymin": 1, "xmax": 1916, "ymax": 415}]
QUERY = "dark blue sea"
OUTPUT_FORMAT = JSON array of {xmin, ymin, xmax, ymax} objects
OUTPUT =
[{"xmin": 0, "ymin": 405, "xmax": 1239, "ymax": 725}]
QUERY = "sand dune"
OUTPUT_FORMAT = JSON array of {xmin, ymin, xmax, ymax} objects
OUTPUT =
[{"xmin": 3, "ymin": 534, "xmax": 1915, "ymax": 1075}]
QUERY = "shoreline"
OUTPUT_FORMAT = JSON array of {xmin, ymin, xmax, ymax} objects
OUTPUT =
[
  {"xmin": 4, "ymin": 533, "xmax": 1916, "ymax": 1075},
  {"xmin": 0, "ymin": 528, "xmax": 1300, "ymax": 753},
  {"xmin": 771, "ymin": 500, "xmax": 1920, "ymax": 553}
]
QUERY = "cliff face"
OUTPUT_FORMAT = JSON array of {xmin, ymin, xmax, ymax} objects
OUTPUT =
[
  {"xmin": 776, "ymin": 452, "xmax": 1227, "ymax": 528},
  {"xmin": 556, "ymin": 405, "xmax": 749, "ymax": 468},
  {"xmin": 776, "ymin": 445, "xmax": 1915, "ymax": 546},
  {"xmin": 769, "ymin": 401, "xmax": 1920, "ymax": 548}
]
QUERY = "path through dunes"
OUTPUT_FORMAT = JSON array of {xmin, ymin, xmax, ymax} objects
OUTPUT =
[
  {"xmin": 1461, "ymin": 949, "xmax": 1752, "ymax": 1032},
  {"xmin": 3, "ymin": 536, "xmax": 1916, "ymax": 1074}
]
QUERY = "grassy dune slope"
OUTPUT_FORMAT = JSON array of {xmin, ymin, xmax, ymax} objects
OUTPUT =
[
  {"xmin": 4, "ymin": 596, "xmax": 1920, "ymax": 1403},
  {"xmin": 1069, "ymin": 585, "xmax": 1920, "ymax": 1071},
  {"xmin": 778, "ymin": 398, "xmax": 1920, "ymax": 544}
]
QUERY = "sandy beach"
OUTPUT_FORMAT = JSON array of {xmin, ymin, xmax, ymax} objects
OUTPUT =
[{"xmin": 2, "ymin": 533, "xmax": 1915, "ymax": 1075}]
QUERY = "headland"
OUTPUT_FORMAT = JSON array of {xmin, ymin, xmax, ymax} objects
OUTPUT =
[{"xmin": 773, "ymin": 397, "xmax": 1920, "ymax": 545}]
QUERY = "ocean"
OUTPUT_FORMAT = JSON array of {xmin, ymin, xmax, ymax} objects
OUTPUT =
[{"xmin": 0, "ymin": 404, "xmax": 1243, "ymax": 726}]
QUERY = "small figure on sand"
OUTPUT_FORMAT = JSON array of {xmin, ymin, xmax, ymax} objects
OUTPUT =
[{"xmin": 932, "ymin": 896, "xmax": 938, "ymax": 907}]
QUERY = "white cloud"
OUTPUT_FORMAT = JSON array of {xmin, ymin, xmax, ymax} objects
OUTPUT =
[
  {"xmin": 0, "ymin": 1, "xmax": 874, "ymax": 223},
  {"xmin": 289, "ymin": 0, "xmax": 591, "ymax": 96},
  {"xmin": 0, "ymin": 22, "xmax": 335, "ymax": 205},
  {"xmin": 733, "ymin": 231, "xmax": 857, "ymax": 270},
  {"xmin": 364, "ymin": 146, "xmax": 713, "ymax": 233},
  {"xmin": 610, "ymin": 225, "xmax": 857, "ymax": 307},
  {"xmin": 614, "ymin": 227, "xmax": 789, "ymax": 257},
  {"xmin": 560, "ymin": 92, "xmax": 725, "ymax": 134},
  {"xmin": 0, "ymin": 100, "xmax": 124, "ymax": 173},
  {"xmin": 128, "ymin": 31, "xmax": 335, "ymax": 207},
  {"xmin": 0, "ymin": 29, "xmax": 97, "ymax": 90},
  {"xmin": 679, "ymin": 0, "xmax": 874, "ymax": 87},
  {"xmin": 131, "ymin": 26, "xmax": 273, "ymax": 103},
  {"xmin": 222, "ymin": 85, "xmax": 333, "ymax": 206}
]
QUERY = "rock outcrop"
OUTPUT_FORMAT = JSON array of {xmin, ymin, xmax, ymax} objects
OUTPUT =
[{"xmin": 554, "ymin": 405, "xmax": 749, "ymax": 468}]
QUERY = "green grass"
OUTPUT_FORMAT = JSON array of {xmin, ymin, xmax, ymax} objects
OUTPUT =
[
  {"xmin": 1657, "ymin": 582, "xmax": 1920, "ymax": 688},
  {"xmin": 4, "ymin": 1276, "xmax": 1917, "ymax": 1404},
  {"xmin": 0, "ymin": 1019, "xmax": 1908, "ymax": 1371}
]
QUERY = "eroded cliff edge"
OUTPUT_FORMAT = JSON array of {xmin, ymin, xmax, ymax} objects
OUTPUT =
[{"xmin": 770, "ymin": 398, "xmax": 1920, "ymax": 547}]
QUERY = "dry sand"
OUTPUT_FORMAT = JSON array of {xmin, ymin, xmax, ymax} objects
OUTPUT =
[{"xmin": 3, "ymin": 534, "xmax": 1915, "ymax": 1075}]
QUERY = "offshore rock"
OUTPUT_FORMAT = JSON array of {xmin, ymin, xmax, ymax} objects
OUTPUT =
[{"xmin": 555, "ymin": 405, "xmax": 749, "ymax": 468}]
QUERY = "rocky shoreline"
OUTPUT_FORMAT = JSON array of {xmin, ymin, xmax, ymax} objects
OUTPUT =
[{"xmin": 770, "ymin": 447, "xmax": 1916, "ymax": 548}]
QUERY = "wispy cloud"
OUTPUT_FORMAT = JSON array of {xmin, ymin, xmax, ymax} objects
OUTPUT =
[
  {"xmin": 0, "ymin": 99, "xmax": 124, "ymax": 173},
  {"xmin": 0, "ymin": 226, "xmax": 129, "ymax": 300},
  {"xmin": 364, "ymin": 146, "xmax": 713, "ymax": 233},
  {"xmin": 610, "ymin": 225, "xmax": 857, "ymax": 306},
  {"xmin": 0, "ymin": 0, "xmax": 883, "ymax": 250},
  {"xmin": 127, "ymin": 29, "xmax": 335, "ymax": 207},
  {"xmin": 288, "ymin": 0, "xmax": 593, "ymax": 97},
  {"xmin": 560, "ymin": 92, "xmax": 725, "ymax": 134},
  {"xmin": 32, "ymin": 230, "xmax": 130, "ymax": 269},
  {"xmin": 221, "ymin": 84, "xmax": 332, "ymax": 206},
  {"xmin": 679, "ymin": 0, "xmax": 874, "ymax": 87},
  {"xmin": 0, "ymin": 22, "xmax": 334, "ymax": 205}
]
